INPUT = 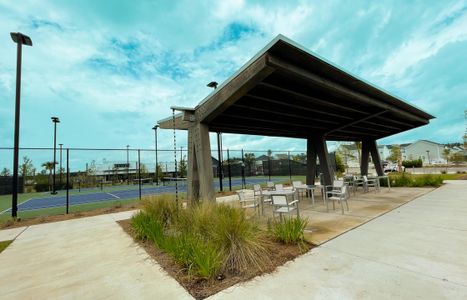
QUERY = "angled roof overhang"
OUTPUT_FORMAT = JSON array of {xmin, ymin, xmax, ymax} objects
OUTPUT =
[{"xmin": 159, "ymin": 35, "xmax": 434, "ymax": 141}]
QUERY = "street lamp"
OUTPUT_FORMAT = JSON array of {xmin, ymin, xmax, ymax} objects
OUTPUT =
[
  {"xmin": 51, "ymin": 117, "xmax": 60, "ymax": 194},
  {"xmin": 59, "ymin": 143, "xmax": 63, "ymax": 186},
  {"xmin": 10, "ymin": 32, "xmax": 32, "ymax": 218},
  {"xmin": 207, "ymin": 81, "xmax": 223, "ymax": 191},
  {"xmin": 152, "ymin": 125, "xmax": 159, "ymax": 185},
  {"xmin": 426, "ymin": 150, "xmax": 431, "ymax": 165}
]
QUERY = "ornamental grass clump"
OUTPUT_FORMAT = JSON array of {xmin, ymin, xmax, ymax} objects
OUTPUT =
[
  {"xmin": 131, "ymin": 195, "xmax": 270, "ymax": 280},
  {"xmin": 269, "ymin": 217, "xmax": 308, "ymax": 247}
]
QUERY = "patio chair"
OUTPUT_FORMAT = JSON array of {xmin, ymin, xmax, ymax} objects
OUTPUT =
[
  {"xmin": 254, "ymin": 184, "xmax": 271, "ymax": 214},
  {"xmin": 343, "ymin": 175, "xmax": 356, "ymax": 196},
  {"xmin": 292, "ymin": 181, "xmax": 307, "ymax": 199},
  {"xmin": 237, "ymin": 190, "xmax": 260, "ymax": 215},
  {"xmin": 363, "ymin": 175, "xmax": 378, "ymax": 192},
  {"xmin": 327, "ymin": 185, "xmax": 350, "ymax": 214},
  {"xmin": 275, "ymin": 183, "xmax": 284, "ymax": 191},
  {"xmin": 266, "ymin": 181, "xmax": 275, "ymax": 191},
  {"xmin": 271, "ymin": 194, "xmax": 299, "ymax": 220}
]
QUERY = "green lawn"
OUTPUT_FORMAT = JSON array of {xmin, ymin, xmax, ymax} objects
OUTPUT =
[{"xmin": 0, "ymin": 240, "xmax": 13, "ymax": 253}]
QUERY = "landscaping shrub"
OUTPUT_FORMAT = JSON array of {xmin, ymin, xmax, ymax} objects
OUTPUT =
[
  {"xmin": 402, "ymin": 158, "xmax": 423, "ymax": 168},
  {"xmin": 131, "ymin": 195, "xmax": 270, "ymax": 280},
  {"xmin": 382, "ymin": 173, "xmax": 443, "ymax": 187},
  {"xmin": 269, "ymin": 217, "xmax": 308, "ymax": 246}
]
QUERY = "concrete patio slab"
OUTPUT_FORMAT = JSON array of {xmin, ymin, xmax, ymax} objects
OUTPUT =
[{"xmin": 210, "ymin": 181, "xmax": 467, "ymax": 299}]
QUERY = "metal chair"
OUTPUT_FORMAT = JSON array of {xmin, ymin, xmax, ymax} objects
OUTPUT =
[
  {"xmin": 237, "ymin": 190, "xmax": 260, "ymax": 215},
  {"xmin": 275, "ymin": 183, "xmax": 284, "ymax": 191},
  {"xmin": 327, "ymin": 185, "xmax": 350, "ymax": 214},
  {"xmin": 266, "ymin": 181, "xmax": 275, "ymax": 190},
  {"xmin": 254, "ymin": 184, "xmax": 271, "ymax": 215},
  {"xmin": 271, "ymin": 194, "xmax": 299, "ymax": 220},
  {"xmin": 363, "ymin": 175, "xmax": 378, "ymax": 192},
  {"xmin": 292, "ymin": 181, "xmax": 307, "ymax": 200}
]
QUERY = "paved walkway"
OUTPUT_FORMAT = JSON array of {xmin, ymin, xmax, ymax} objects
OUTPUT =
[
  {"xmin": 210, "ymin": 180, "xmax": 467, "ymax": 299},
  {"xmin": 0, "ymin": 181, "xmax": 466, "ymax": 299},
  {"xmin": 0, "ymin": 211, "xmax": 191, "ymax": 299}
]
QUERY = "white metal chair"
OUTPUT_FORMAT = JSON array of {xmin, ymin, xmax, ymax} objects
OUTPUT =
[
  {"xmin": 266, "ymin": 181, "xmax": 275, "ymax": 190},
  {"xmin": 327, "ymin": 185, "xmax": 350, "ymax": 214},
  {"xmin": 292, "ymin": 181, "xmax": 306, "ymax": 199},
  {"xmin": 237, "ymin": 190, "xmax": 260, "ymax": 215},
  {"xmin": 254, "ymin": 184, "xmax": 271, "ymax": 215},
  {"xmin": 271, "ymin": 194, "xmax": 299, "ymax": 220},
  {"xmin": 363, "ymin": 175, "xmax": 378, "ymax": 192},
  {"xmin": 275, "ymin": 183, "xmax": 284, "ymax": 191}
]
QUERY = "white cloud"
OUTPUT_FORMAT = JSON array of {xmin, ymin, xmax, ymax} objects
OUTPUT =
[{"xmin": 376, "ymin": 3, "xmax": 467, "ymax": 79}]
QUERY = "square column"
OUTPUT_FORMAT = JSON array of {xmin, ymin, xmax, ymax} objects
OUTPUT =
[
  {"xmin": 187, "ymin": 123, "xmax": 215, "ymax": 203},
  {"xmin": 360, "ymin": 139, "xmax": 384, "ymax": 176},
  {"xmin": 308, "ymin": 135, "xmax": 334, "ymax": 186}
]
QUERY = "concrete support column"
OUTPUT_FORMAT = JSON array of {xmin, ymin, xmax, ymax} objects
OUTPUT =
[
  {"xmin": 368, "ymin": 139, "xmax": 384, "ymax": 176},
  {"xmin": 308, "ymin": 135, "xmax": 333, "ymax": 186},
  {"xmin": 193, "ymin": 123, "xmax": 215, "ymax": 202},
  {"xmin": 360, "ymin": 140, "xmax": 370, "ymax": 175},
  {"xmin": 187, "ymin": 127, "xmax": 199, "ymax": 204}
]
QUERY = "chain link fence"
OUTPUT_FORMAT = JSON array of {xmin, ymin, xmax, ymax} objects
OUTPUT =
[{"xmin": 0, "ymin": 147, "xmax": 336, "ymax": 221}]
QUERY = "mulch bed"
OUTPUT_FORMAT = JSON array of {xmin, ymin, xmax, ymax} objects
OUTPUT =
[{"xmin": 118, "ymin": 219, "xmax": 314, "ymax": 299}]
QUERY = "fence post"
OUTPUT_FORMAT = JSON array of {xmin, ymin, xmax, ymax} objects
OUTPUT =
[
  {"xmin": 66, "ymin": 148, "xmax": 69, "ymax": 214},
  {"xmin": 268, "ymin": 153, "xmax": 272, "ymax": 181},
  {"xmin": 288, "ymin": 151, "xmax": 292, "ymax": 184},
  {"xmin": 241, "ymin": 149, "xmax": 245, "ymax": 189},
  {"xmin": 138, "ymin": 149, "xmax": 142, "ymax": 200},
  {"xmin": 227, "ymin": 149, "xmax": 232, "ymax": 191}
]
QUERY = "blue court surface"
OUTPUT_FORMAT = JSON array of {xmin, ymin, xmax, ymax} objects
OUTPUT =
[{"xmin": 8, "ymin": 177, "xmax": 284, "ymax": 212}]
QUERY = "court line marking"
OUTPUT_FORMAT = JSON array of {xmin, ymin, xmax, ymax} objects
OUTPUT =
[{"xmin": 107, "ymin": 193, "xmax": 120, "ymax": 199}]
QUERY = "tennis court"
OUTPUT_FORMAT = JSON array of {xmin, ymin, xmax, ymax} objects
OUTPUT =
[{"xmin": 4, "ymin": 177, "xmax": 283, "ymax": 212}]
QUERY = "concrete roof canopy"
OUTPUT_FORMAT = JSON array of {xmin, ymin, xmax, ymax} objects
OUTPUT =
[{"xmin": 159, "ymin": 35, "xmax": 434, "ymax": 141}]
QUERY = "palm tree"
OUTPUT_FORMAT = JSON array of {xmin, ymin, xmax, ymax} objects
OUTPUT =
[
  {"xmin": 244, "ymin": 153, "xmax": 255, "ymax": 176},
  {"xmin": 42, "ymin": 161, "xmax": 55, "ymax": 189}
]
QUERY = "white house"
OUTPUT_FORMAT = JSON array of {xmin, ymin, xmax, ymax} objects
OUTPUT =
[{"xmin": 402, "ymin": 140, "xmax": 445, "ymax": 164}]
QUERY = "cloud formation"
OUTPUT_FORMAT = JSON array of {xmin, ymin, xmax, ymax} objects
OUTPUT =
[{"xmin": 0, "ymin": 0, "xmax": 466, "ymax": 169}]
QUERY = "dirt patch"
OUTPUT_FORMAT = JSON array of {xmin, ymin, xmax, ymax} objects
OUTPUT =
[
  {"xmin": 118, "ymin": 219, "xmax": 314, "ymax": 299},
  {"xmin": 0, "ymin": 204, "xmax": 139, "ymax": 229}
]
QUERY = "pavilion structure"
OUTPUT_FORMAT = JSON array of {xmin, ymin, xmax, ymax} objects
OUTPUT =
[{"xmin": 158, "ymin": 35, "xmax": 434, "ymax": 202}]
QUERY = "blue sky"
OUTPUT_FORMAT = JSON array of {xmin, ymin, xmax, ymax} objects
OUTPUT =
[{"xmin": 1, "ymin": 0, "xmax": 466, "ymax": 169}]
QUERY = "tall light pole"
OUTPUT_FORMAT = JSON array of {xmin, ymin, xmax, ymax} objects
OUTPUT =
[
  {"xmin": 59, "ymin": 143, "xmax": 63, "ymax": 186},
  {"xmin": 51, "ymin": 117, "xmax": 60, "ymax": 194},
  {"xmin": 207, "ymin": 81, "xmax": 223, "ymax": 190},
  {"xmin": 10, "ymin": 32, "xmax": 32, "ymax": 218},
  {"xmin": 126, "ymin": 145, "xmax": 130, "ymax": 184},
  {"xmin": 152, "ymin": 125, "xmax": 159, "ymax": 185},
  {"xmin": 426, "ymin": 150, "xmax": 431, "ymax": 165}
]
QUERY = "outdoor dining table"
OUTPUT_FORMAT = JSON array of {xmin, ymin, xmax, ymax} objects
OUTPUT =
[{"xmin": 290, "ymin": 184, "xmax": 326, "ymax": 205}]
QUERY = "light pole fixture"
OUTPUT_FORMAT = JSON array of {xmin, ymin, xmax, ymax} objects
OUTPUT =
[
  {"xmin": 10, "ymin": 32, "xmax": 32, "ymax": 218},
  {"xmin": 152, "ymin": 125, "xmax": 159, "ymax": 185},
  {"xmin": 51, "ymin": 117, "xmax": 60, "ymax": 194},
  {"xmin": 59, "ymin": 143, "xmax": 63, "ymax": 186},
  {"xmin": 207, "ymin": 81, "xmax": 218, "ymax": 89}
]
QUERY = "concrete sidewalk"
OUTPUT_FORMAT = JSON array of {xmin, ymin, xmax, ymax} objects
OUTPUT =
[
  {"xmin": 1, "ymin": 181, "xmax": 466, "ymax": 299},
  {"xmin": 0, "ymin": 211, "xmax": 192, "ymax": 299},
  {"xmin": 209, "ymin": 180, "xmax": 467, "ymax": 299}
]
